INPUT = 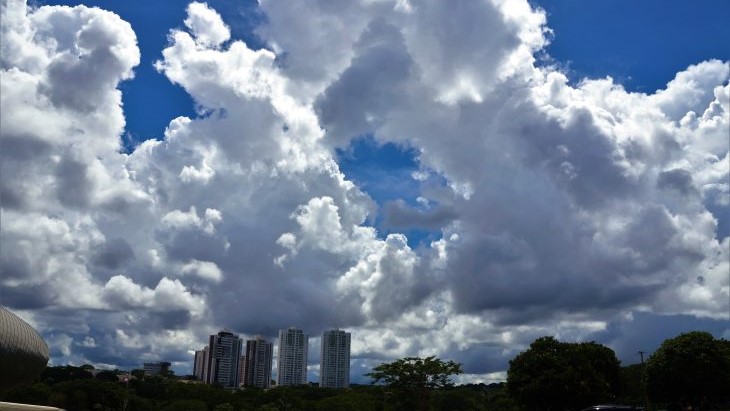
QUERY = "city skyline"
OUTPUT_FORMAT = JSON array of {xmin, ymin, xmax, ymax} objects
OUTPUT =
[
  {"xmin": 1, "ymin": 0, "xmax": 728, "ymax": 386},
  {"xmin": 190, "ymin": 328, "xmax": 353, "ymax": 386}
]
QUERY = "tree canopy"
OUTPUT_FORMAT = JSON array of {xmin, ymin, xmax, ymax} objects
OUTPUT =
[
  {"xmin": 507, "ymin": 336, "xmax": 621, "ymax": 411},
  {"xmin": 646, "ymin": 331, "xmax": 730, "ymax": 410},
  {"xmin": 366, "ymin": 356, "xmax": 463, "ymax": 390},
  {"xmin": 366, "ymin": 356, "xmax": 462, "ymax": 410}
]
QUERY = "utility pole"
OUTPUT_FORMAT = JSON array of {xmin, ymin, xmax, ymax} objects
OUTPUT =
[{"xmin": 639, "ymin": 351, "xmax": 649, "ymax": 411}]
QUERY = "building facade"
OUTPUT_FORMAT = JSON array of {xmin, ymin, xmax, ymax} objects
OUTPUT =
[
  {"xmin": 319, "ymin": 329, "xmax": 351, "ymax": 388},
  {"xmin": 277, "ymin": 328, "xmax": 308, "ymax": 386},
  {"xmin": 193, "ymin": 346, "xmax": 209, "ymax": 381},
  {"xmin": 239, "ymin": 355, "xmax": 246, "ymax": 387},
  {"xmin": 143, "ymin": 361, "xmax": 171, "ymax": 376},
  {"xmin": 201, "ymin": 330, "xmax": 243, "ymax": 388},
  {"xmin": 244, "ymin": 337, "xmax": 273, "ymax": 388}
]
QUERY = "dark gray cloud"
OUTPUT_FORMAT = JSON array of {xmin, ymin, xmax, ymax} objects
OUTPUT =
[
  {"xmin": 0, "ymin": 134, "xmax": 54, "ymax": 210},
  {"xmin": 315, "ymin": 18, "xmax": 414, "ymax": 146},
  {"xmin": 55, "ymin": 153, "xmax": 93, "ymax": 208},
  {"xmin": 657, "ymin": 168, "xmax": 697, "ymax": 195},
  {"xmin": 381, "ymin": 199, "xmax": 457, "ymax": 231},
  {"xmin": 589, "ymin": 312, "xmax": 730, "ymax": 365},
  {"xmin": 92, "ymin": 237, "xmax": 136, "ymax": 270},
  {"xmin": 515, "ymin": 106, "xmax": 637, "ymax": 208},
  {"xmin": 0, "ymin": 284, "xmax": 57, "ymax": 310}
]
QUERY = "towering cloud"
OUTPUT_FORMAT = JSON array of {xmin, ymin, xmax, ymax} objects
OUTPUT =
[{"xmin": 1, "ymin": 0, "xmax": 727, "ymax": 381}]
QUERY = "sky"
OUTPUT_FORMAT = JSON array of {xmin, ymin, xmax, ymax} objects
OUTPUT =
[{"xmin": 1, "ymin": 0, "xmax": 728, "ymax": 384}]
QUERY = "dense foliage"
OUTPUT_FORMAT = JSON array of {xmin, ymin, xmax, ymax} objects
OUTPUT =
[
  {"xmin": 1, "ymin": 372, "xmax": 513, "ymax": 411},
  {"xmin": 3, "ymin": 331, "xmax": 725, "ymax": 411},
  {"xmin": 366, "ymin": 356, "xmax": 463, "ymax": 410},
  {"xmin": 646, "ymin": 331, "xmax": 730, "ymax": 410},
  {"xmin": 366, "ymin": 356, "xmax": 463, "ymax": 390},
  {"xmin": 507, "ymin": 336, "xmax": 621, "ymax": 411}
]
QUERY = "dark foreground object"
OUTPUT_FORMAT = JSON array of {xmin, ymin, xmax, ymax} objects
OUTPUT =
[{"xmin": 0, "ymin": 307, "xmax": 50, "ymax": 391}]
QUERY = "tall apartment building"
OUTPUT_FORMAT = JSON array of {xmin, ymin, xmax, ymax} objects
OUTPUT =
[
  {"xmin": 198, "ymin": 330, "xmax": 243, "ymax": 388},
  {"xmin": 193, "ymin": 346, "xmax": 209, "ymax": 381},
  {"xmin": 319, "ymin": 329, "xmax": 351, "ymax": 388},
  {"xmin": 244, "ymin": 337, "xmax": 273, "ymax": 388},
  {"xmin": 277, "ymin": 327, "xmax": 308, "ymax": 386},
  {"xmin": 239, "ymin": 355, "xmax": 246, "ymax": 387}
]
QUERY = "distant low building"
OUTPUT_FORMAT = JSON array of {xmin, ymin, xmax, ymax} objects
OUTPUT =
[
  {"xmin": 117, "ymin": 372, "xmax": 133, "ymax": 383},
  {"xmin": 143, "ymin": 361, "xmax": 171, "ymax": 376}
]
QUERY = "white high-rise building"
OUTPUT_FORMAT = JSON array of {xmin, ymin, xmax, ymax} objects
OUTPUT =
[
  {"xmin": 244, "ymin": 337, "xmax": 273, "ymax": 388},
  {"xmin": 319, "ymin": 329, "xmax": 351, "ymax": 388},
  {"xmin": 277, "ymin": 327, "xmax": 308, "ymax": 386},
  {"xmin": 193, "ymin": 346, "xmax": 209, "ymax": 381},
  {"xmin": 202, "ymin": 330, "xmax": 243, "ymax": 388}
]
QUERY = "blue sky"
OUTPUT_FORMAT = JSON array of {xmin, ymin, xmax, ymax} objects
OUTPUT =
[
  {"xmin": 535, "ymin": 0, "xmax": 730, "ymax": 93},
  {"xmin": 4, "ymin": 0, "xmax": 729, "ymax": 382}
]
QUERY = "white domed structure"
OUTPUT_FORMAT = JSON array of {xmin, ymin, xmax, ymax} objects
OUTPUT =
[{"xmin": 0, "ymin": 307, "xmax": 49, "ymax": 391}]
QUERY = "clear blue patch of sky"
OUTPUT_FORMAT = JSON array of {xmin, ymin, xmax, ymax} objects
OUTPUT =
[
  {"xmin": 336, "ymin": 136, "xmax": 442, "ymax": 248},
  {"xmin": 531, "ymin": 0, "xmax": 730, "ymax": 93},
  {"xmin": 336, "ymin": 135, "xmax": 421, "ymax": 205}
]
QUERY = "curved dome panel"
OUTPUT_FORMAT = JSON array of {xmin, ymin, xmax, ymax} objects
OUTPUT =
[{"xmin": 0, "ymin": 307, "xmax": 50, "ymax": 391}]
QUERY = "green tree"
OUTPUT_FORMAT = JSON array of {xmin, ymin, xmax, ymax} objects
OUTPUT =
[
  {"xmin": 646, "ymin": 331, "xmax": 730, "ymax": 410},
  {"xmin": 96, "ymin": 370, "xmax": 119, "ymax": 382},
  {"xmin": 507, "ymin": 336, "xmax": 621, "ymax": 411},
  {"xmin": 482, "ymin": 383, "xmax": 520, "ymax": 411},
  {"xmin": 617, "ymin": 364, "xmax": 646, "ymax": 406},
  {"xmin": 0, "ymin": 383, "xmax": 52, "ymax": 406},
  {"xmin": 42, "ymin": 365, "xmax": 93, "ymax": 384},
  {"xmin": 366, "ymin": 356, "xmax": 463, "ymax": 411},
  {"xmin": 315, "ymin": 390, "xmax": 378, "ymax": 411},
  {"xmin": 46, "ymin": 379, "xmax": 126, "ymax": 411},
  {"xmin": 162, "ymin": 399, "xmax": 208, "ymax": 411},
  {"xmin": 431, "ymin": 386, "xmax": 485, "ymax": 411},
  {"xmin": 213, "ymin": 402, "xmax": 235, "ymax": 411}
]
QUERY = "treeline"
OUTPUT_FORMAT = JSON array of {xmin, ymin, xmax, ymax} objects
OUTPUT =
[
  {"xmin": 0, "ymin": 375, "xmax": 512, "ymax": 411},
  {"xmin": 506, "ymin": 332, "xmax": 730, "ymax": 411},
  {"xmin": 1, "ymin": 331, "xmax": 728, "ymax": 411}
]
